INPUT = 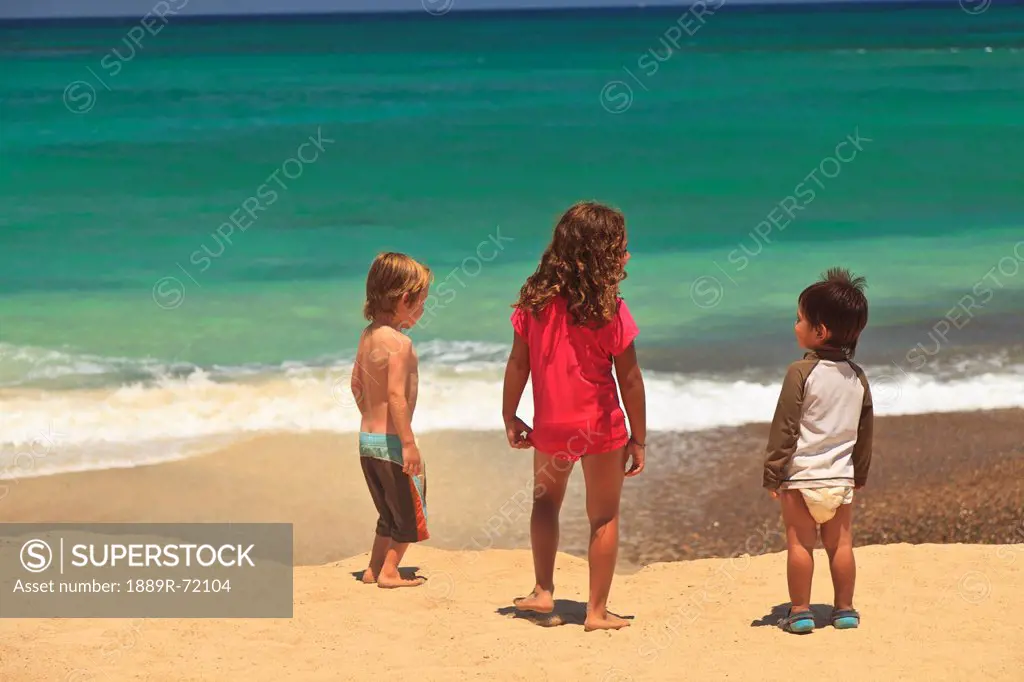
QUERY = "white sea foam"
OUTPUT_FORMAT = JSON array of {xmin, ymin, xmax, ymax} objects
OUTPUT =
[
  {"xmin": 1, "ymin": 340, "xmax": 1022, "ymax": 477},
  {"xmin": 2, "ymin": 352, "xmax": 1023, "ymax": 479}
]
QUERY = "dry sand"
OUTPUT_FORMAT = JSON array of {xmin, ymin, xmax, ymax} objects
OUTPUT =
[{"xmin": 1, "ymin": 543, "xmax": 1021, "ymax": 681}]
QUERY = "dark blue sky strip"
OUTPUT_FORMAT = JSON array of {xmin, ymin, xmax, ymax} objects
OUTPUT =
[{"xmin": 0, "ymin": 0, "xmax": 960, "ymax": 19}]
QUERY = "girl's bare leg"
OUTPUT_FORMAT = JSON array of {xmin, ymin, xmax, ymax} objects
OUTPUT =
[
  {"xmin": 514, "ymin": 450, "xmax": 574, "ymax": 612},
  {"xmin": 581, "ymin": 446, "xmax": 630, "ymax": 631}
]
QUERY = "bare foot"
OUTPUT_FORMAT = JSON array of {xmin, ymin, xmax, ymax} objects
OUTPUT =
[
  {"xmin": 513, "ymin": 589, "xmax": 554, "ymax": 614},
  {"xmin": 360, "ymin": 569, "xmax": 377, "ymax": 585},
  {"xmin": 584, "ymin": 611, "xmax": 631, "ymax": 631},
  {"xmin": 377, "ymin": 574, "xmax": 426, "ymax": 589}
]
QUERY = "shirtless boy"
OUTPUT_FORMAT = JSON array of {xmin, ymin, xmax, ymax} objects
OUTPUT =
[{"xmin": 352, "ymin": 252, "xmax": 432, "ymax": 588}]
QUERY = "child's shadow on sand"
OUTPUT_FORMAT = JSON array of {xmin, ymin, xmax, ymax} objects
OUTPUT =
[
  {"xmin": 496, "ymin": 600, "xmax": 634, "ymax": 628},
  {"xmin": 347, "ymin": 567, "xmax": 423, "ymax": 582},
  {"xmin": 750, "ymin": 603, "xmax": 834, "ymax": 628}
]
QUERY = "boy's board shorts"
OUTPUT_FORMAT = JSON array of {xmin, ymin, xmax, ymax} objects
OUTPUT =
[
  {"xmin": 358, "ymin": 433, "xmax": 429, "ymax": 543},
  {"xmin": 798, "ymin": 487, "xmax": 854, "ymax": 524}
]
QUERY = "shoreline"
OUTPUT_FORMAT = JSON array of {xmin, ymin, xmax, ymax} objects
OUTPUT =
[
  {"xmin": 1, "ymin": 408, "xmax": 1020, "ymax": 567},
  {"xmin": 2, "ymin": 338, "xmax": 1023, "ymax": 466}
]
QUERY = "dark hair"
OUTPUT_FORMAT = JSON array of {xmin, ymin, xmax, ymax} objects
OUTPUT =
[{"xmin": 798, "ymin": 267, "xmax": 868, "ymax": 357}]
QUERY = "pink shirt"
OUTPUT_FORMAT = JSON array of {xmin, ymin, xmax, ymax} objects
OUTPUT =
[{"xmin": 511, "ymin": 296, "xmax": 639, "ymax": 459}]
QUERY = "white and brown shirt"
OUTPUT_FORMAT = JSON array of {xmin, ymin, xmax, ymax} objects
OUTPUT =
[{"xmin": 763, "ymin": 348, "xmax": 874, "ymax": 490}]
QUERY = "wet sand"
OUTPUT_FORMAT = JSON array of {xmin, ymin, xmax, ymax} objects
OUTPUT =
[
  {"xmin": 1, "ymin": 408, "xmax": 1021, "ymax": 567},
  {"xmin": 651, "ymin": 408, "xmax": 1024, "ymax": 563}
]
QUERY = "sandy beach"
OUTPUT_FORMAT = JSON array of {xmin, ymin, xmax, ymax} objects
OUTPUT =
[
  {"xmin": 1, "ymin": 408, "xmax": 1022, "ymax": 680},
  {"xmin": 0, "ymin": 542, "xmax": 1021, "ymax": 681},
  {"xmin": 5, "ymin": 4, "xmax": 1024, "ymax": 679}
]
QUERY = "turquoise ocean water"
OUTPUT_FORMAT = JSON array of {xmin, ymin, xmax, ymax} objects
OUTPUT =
[{"xmin": 1, "ymin": 5, "xmax": 1023, "ymax": 475}]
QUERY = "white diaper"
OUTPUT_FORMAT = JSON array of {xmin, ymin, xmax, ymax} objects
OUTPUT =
[{"xmin": 799, "ymin": 487, "xmax": 854, "ymax": 524}]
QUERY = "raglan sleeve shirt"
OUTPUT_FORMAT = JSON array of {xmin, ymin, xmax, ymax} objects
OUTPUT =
[
  {"xmin": 763, "ymin": 359, "xmax": 814, "ymax": 489},
  {"xmin": 851, "ymin": 369, "xmax": 874, "ymax": 487}
]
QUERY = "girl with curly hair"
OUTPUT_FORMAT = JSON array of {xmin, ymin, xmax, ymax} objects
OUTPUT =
[{"xmin": 502, "ymin": 201, "xmax": 647, "ymax": 631}]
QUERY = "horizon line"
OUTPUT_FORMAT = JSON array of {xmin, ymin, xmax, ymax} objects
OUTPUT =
[{"xmin": 0, "ymin": 0, "xmax": 1007, "ymax": 26}]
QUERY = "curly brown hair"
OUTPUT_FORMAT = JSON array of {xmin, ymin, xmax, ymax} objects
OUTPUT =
[{"xmin": 513, "ymin": 201, "xmax": 628, "ymax": 326}]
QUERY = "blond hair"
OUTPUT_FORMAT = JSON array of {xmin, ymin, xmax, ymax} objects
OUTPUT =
[{"xmin": 363, "ymin": 252, "xmax": 433, "ymax": 321}]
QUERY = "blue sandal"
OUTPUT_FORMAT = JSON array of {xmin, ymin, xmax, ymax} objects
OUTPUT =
[
  {"xmin": 780, "ymin": 609, "xmax": 815, "ymax": 634},
  {"xmin": 831, "ymin": 609, "xmax": 860, "ymax": 629}
]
